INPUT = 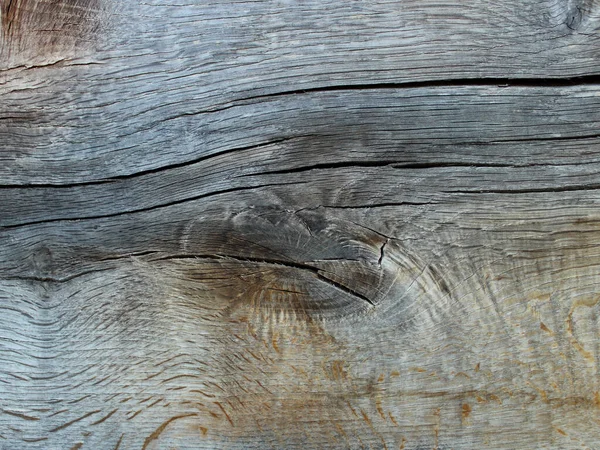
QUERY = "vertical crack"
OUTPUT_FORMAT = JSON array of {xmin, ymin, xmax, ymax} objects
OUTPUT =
[{"xmin": 378, "ymin": 239, "xmax": 389, "ymax": 266}]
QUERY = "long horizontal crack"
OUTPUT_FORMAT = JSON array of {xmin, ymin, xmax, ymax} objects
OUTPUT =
[
  {"xmin": 0, "ymin": 58, "xmax": 106, "ymax": 73},
  {"xmin": 2, "ymin": 267, "xmax": 113, "ymax": 284},
  {"xmin": 459, "ymin": 132, "xmax": 600, "ymax": 145},
  {"xmin": 238, "ymin": 156, "xmax": 600, "ymax": 178},
  {"xmin": 2, "ymin": 253, "xmax": 378, "ymax": 306},
  {"xmin": 153, "ymin": 253, "xmax": 374, "ymax": 306},
  {"xmin": 446, "ymin": 184, "xmax": 600, "ymax": 194},
  {"xmin": 0, "ymin": 181, "xmax": 305, "ymax": 229},
  {"xmin": 238, "ymin": 160, "xmax": 523, "ymax": 177},
  {"xmin": 241, "ymin": 75, "xmax": 600, "ymax": 102},
  {"xmin": 292, "ymin": 202, "xmax": 435, "ymax": 216},
  {"xmin": 7, "ymin": 151, "xmax": 600, "ymax": 190},
  {"xmin": 5, "ymin": 150, "xmax": 600, "ymax": 190},
  {"xmin": 3, "ymin": 75, "xmax": 600, "ymax": 188},
  {"xmin": 0, "ymin": 138, "xmax": 296, "ymax": 189}
]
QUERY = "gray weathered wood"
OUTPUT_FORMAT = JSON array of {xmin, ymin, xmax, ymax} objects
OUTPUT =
[{"xmin": 2, "ymin": 0, "xmax": 600, "ymax": 449}]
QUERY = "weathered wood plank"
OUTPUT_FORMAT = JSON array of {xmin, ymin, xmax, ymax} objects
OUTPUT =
[
  {"xmin": 2, "ymin": 186, "xmax": 600, "ymax": 448},
  {"xmin": 2, "ymin": 82, "xmax": 600, "ymax": 184},
  {"xmin": 3, "ymin": 0, "xmax": 600, "ymax": 77},
  {"xmin": 2, "ymin": 0, "xmax": 600, "ymax": 449},
  {"xmin": 2, "ymin": 0, "xmax": 600, "ymax": 183}
]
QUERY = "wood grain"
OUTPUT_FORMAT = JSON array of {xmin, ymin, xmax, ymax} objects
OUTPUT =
[{"xmin": 1, "ymin": 0, "xmax": 600, "ymax": 448}]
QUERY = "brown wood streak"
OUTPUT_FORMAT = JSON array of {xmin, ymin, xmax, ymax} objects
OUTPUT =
[
  {"xmin": 49, "ymin": 411, "xmax": 102, "ymax": 433},
  {"xmin": 90, "ymin": 409, "xmax": 118, "ymax": 426},
  {"xmin": 113, "ymin": 434, "xmax": 124, "ymax": 450},
  {"xmin": 141, "ymin": 413, "xmax": 198, "ymax": 450},
  {"xmin": 0, "ymin": 409, "xmax": 39, "ymax": 421},
  {"xmin": 1, "ymin": 0, "xmax": 17, "ymax": 36}
]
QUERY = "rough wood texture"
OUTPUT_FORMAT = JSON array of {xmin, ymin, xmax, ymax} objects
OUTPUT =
[{"xmin": 1, "ymin": 0, "xmax": 600, "ymax": 448}]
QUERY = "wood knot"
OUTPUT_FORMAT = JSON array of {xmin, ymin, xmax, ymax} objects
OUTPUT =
[
  {"xmin": 565, "ymin": 5, "xmax": 583, "ymax": 30},
  {"xmin": 32, "ymin": 246, "xmax": 54, "ymax": 277}
]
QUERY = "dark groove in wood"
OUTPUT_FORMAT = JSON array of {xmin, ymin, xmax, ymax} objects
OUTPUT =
[
  {"xmin": 2, "ymin": 267, "xmax": 113, "ymax": 284},
  {"xmin": 114, "ymin": 433, "xmax": 124, "ymax": 450}
]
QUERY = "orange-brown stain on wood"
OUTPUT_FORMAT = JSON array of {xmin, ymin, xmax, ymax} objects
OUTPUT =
[
  {"xmin": 334, "ymin": 422, "xmax": 347, "ymax": 438},
  {"xmin": 489, "ymin": 394, "xmax": 502, "ymax": 404},
  {"xmin": 271, "ymin": 332, "xmax": 281, "ymax": 354},
  {"xmin": 376, "ymin": 399, "xmax": 386, "ymax": 420},
  {"xmin": 461, "ymin": 403, "xmax": 472, "ymax": 425},
  {"xmin": 565, "ymin": 295, "xmax": 600, "ymax": 363},
  {"xmin": 327, "ymin": 360, "xmax": 349, "ymax": 381},
  {"xmin": 163, "ymin": 257, "xmax": 373, "ymax": 445},
  {"xmin": 150, "ymin": 227, "xmax": 478, "ymax": 450},
  {"xmin": 432, "ymin": 408, "xmax": 441, "ymax": 450},
  {"xmin": 361, "ymin": 409, "xmax": 374, "ymax": 428},
  {"xmin": 346, "ymin": 401, "xmax": 359, "ymax": 418}
]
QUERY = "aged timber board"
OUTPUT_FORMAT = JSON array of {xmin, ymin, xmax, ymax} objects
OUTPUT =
[{"xmin": 1, "ymin": 0, "xmax": 600, "ymax": 449}]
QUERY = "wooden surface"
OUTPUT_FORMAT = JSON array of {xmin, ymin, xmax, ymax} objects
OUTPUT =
[{"xmin": 2, "ymin": 0, "xmax": 600, "ymax": 448}]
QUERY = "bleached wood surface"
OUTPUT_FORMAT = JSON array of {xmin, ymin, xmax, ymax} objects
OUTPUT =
[{"xmin": 2, "ymin": 0, "xmax": 600, "ymax": 448}]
